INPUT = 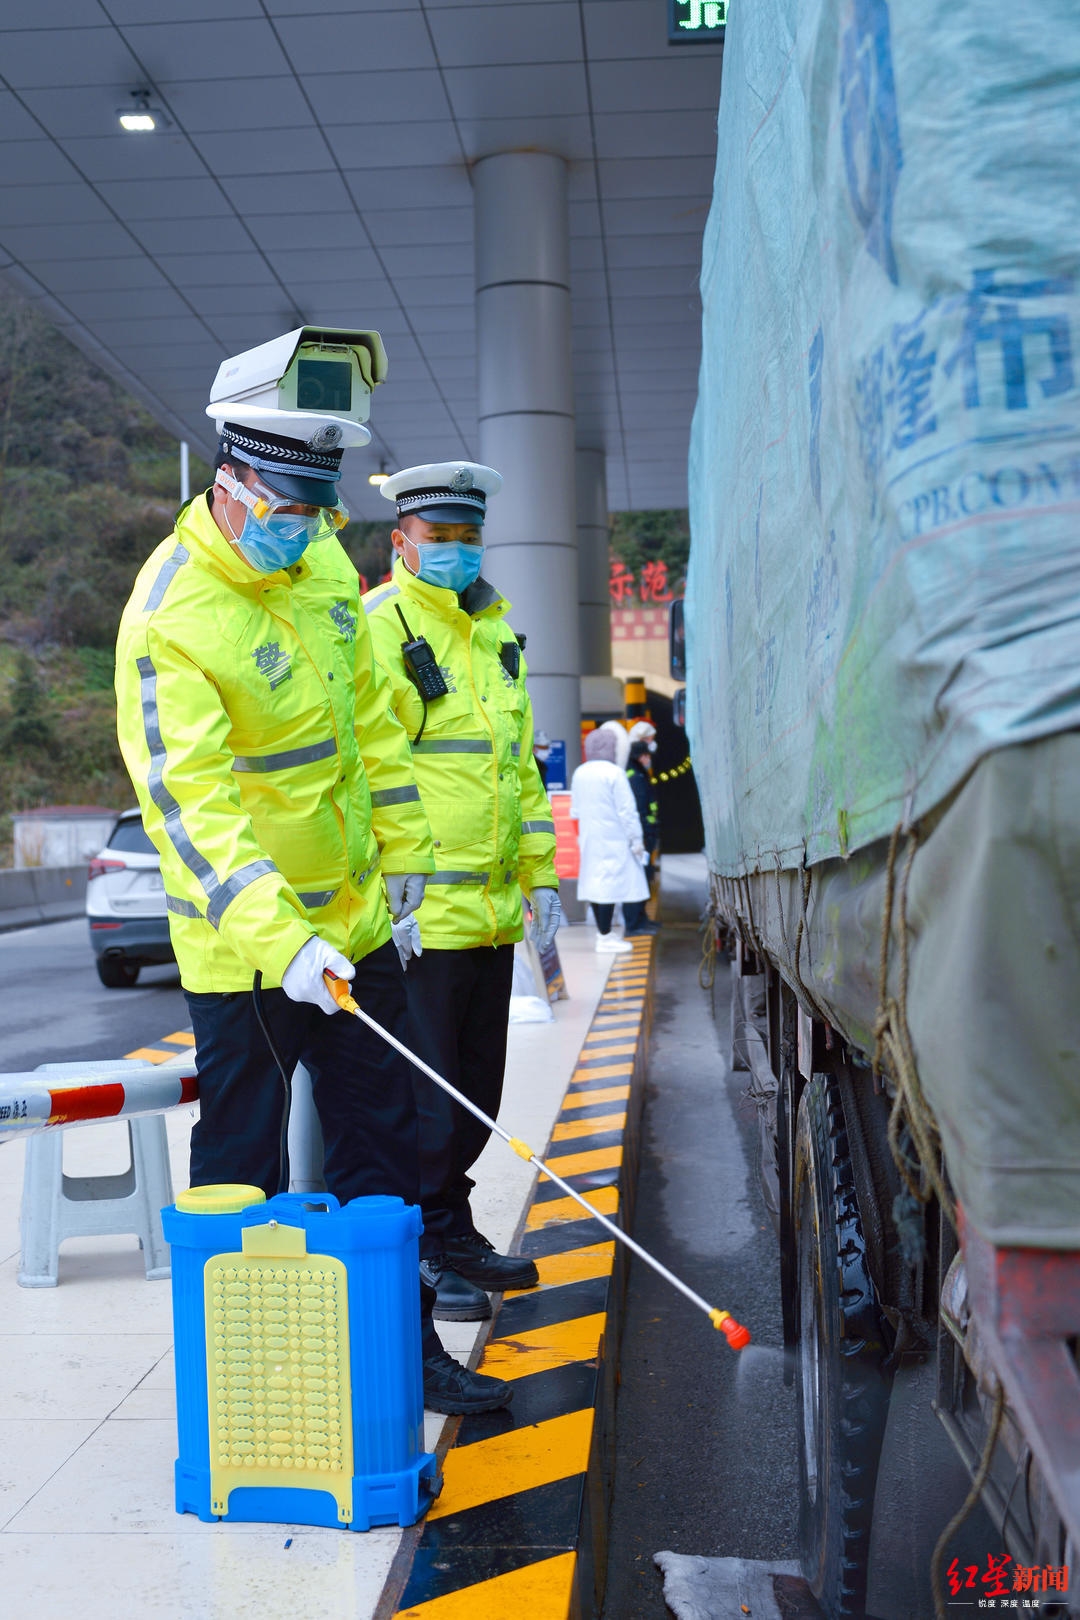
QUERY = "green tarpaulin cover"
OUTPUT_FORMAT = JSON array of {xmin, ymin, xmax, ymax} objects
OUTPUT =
[
  {"xmin": 687, "ymin": 0, "xmax": 1080, "ymax": 873},
  {"xmin": 688, "ymin": 0, "xmax": 1080, "ymax": 1244}
]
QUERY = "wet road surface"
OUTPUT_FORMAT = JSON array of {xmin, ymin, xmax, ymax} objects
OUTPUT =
[{"xmin": 601, "ymin": 874, "xmax": 799, "ymax": 1618}]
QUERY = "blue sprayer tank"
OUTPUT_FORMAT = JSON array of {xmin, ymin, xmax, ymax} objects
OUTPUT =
[{"xmin": 162, "ymin": 1185, "xmax": 438, "ymax": 1530}]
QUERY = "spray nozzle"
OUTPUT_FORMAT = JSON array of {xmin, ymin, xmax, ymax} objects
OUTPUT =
[{"xmin": 710, "ymin": 1308, "xmax": 752, "ymax": 1350}]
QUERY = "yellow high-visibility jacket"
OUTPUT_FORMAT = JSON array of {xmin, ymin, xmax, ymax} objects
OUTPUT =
[
  {"xmin": 362, "ymin": 558, "xmax": 558, "ymax": 950},
  {"xmin": 115, "ymin": 492, "xmax": 434, "ymax": 992}
]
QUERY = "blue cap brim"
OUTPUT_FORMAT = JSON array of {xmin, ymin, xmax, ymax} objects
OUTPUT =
[
  {"xmin": 406, "ymin": 502, "xmax": 485, "ymax": 525},
  {"xmin": 255, "ymin": 468, "xmax": 341, "ymax": 505}
]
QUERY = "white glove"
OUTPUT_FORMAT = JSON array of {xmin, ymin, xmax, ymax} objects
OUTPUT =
[
  {"xmin": 529, "ymin": 887, "xmax": 563, "ymax": 953},
  {"xmin": 384, "ymin": 872, "xmax": 427, "ymax": 921},
  {"xmin": 631, "ymin": 842, "xmax": 647, "ymax": 864},
  {"xmin": 281, "ymin": 936, "xmax": 355, "ymax": 1017},
  {"xmin": 391, "ymin": 912, "xmax": 423, "ymax": 970}
]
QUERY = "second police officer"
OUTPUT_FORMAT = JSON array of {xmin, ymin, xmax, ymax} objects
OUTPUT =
[
  {"xmin": 364, "ymin": 462, "xmax": 563, "ymax": 1321},
  {"xmin": 625, "ymin": 721, "xmax": 661, "ymax": 936}
]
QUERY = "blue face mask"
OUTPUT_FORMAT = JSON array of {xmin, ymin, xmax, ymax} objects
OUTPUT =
[
  {"xmin": 231, "ymin": 509, "xmax": 323, "ymax": 575},
  {"xmin": 414, "ymin": 540, "xmax": 484, "ymax": 593}
]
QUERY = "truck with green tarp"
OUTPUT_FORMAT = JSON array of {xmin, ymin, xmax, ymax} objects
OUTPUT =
[{"xmin": 683, "ymin": 0, "xmax": 1080, "ymax": 1614}]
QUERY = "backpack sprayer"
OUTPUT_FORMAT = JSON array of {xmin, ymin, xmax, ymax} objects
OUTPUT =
[{"xmin": 321, "ymin": 969, "xmax": 751, "ymax": 1351}]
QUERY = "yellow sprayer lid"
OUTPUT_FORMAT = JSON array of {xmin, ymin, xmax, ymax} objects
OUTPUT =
[{"xmin": 175, "ymin": 1184, "xmax": 266, "ymax": 1215}]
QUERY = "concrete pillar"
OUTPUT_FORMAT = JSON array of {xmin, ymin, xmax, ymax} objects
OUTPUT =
[
  {"xmin": 576, "ymin": 447, "xmax": 611, "ymax": 675},
  {"xmin": 474, "ymin": 151, "xmax": 580, "ymax": 765}
]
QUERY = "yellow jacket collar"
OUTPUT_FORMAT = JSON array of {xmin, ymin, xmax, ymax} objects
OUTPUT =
[
  {"xmin": 392, "ymin": 555, "xmax": 508, "ymax": 620},
  {"xmin": 177, "ymin": 491, "xmax": 312, "ymax": 590}
]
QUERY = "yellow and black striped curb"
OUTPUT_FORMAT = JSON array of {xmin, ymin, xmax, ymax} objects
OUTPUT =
[
  {"xmin": 125, "ymin": 1030, "xmax": 196, "ymax": 1064},
  {"xmin": 388, "ymin": 934, "xmax": 656, "ymax": 1620}
]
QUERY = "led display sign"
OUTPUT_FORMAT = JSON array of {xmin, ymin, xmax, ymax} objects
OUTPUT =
[{"xmin": 668, "ymin": 0, "xmax": 727, "ymax": 42}]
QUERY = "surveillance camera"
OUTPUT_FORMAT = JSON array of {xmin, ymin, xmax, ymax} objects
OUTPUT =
[{"xmin": 205, "ymin": 326, "xmax": 388, "ymax": 447}]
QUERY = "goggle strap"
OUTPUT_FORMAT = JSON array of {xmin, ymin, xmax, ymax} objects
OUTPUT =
[{"xmin": 215, "ymin": 466, "xmax": 347, "ymax": 529}]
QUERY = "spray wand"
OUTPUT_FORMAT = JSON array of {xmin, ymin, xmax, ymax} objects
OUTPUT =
[{"xmin": 323, "ymin": 970, "xmax": 751, "ymax": 1351}]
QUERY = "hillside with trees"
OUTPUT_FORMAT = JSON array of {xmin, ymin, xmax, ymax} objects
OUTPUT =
[
  {"xmin": 0, "ymin": 291, "xmax": 396, "ymax": 863},
  {"xmin": 609, "ymin": 507, "xmax": 689, "ymax": 598},
  {"xmin": 0, "ymin": 289, "xmax": 687, "ymax": 864}
]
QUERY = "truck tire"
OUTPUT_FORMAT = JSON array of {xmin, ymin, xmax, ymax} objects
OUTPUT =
[
  {"xmin": 96, "ymin": 956, "xmax": 139, "ymax": 988},
  {"xmin": 794, "ymin": 1071, "xmax": 890, "ymax": 1618},
  {"xmin": 776, "ymin": 1054, "xmax": 800, "ymax": 1355}
]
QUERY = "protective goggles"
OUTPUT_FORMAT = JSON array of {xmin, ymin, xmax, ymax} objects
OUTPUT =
[{"xmin": 214, "ymin": 466, "xmax": 349, "ymax": 533}]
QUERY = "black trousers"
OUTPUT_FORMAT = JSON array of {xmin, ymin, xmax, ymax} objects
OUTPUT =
[
  {"xmin": 594, "ymin": 900, "xmax": 647, "ymax": 934},
  {"xmin": 185, "ymin": 939, "xmax": 420, "ymax": 1207},
  {"xmin": 186, "ymin": 939, "xmax": 441, "ymax": 1353},
  {"xmin": 402, "ymin": 944, "xmax": 515, "ymax": 1256}
]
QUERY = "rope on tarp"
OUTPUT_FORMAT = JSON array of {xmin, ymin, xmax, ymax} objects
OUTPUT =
[
  {"xmin": 790, "ymin": 855, "xmax": 835, "ymax": 1029},
  {"xmin": 700, "ymin": 870, "xmax": 735, "ymax": 1000},
  {"xmin": 699, "ymin": 888, "xmax": 720, "ymax": 991},
  {"xmin": 736, "ymin": 870, "xmax": 769, "ymax": 965},
  {"xmin": 773, "ymin": 856, "xmax": 791, "ymax": 962},
  {"xmin": 873, "ymin": 823, "xmax": 957, "ymax": 1236}
]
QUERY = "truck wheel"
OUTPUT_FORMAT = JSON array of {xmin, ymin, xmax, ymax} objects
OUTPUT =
[
  {"xmin": 96, "ymin": 956, "xmax": 139, "ymax": 988},
  {"xmin": 794, "ymin": 1071, "xmax": 890, "ymax": 1618}
]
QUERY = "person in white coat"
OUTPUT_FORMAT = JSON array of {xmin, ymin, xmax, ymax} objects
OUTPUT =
[{"xmin": 571, "ymin": 727, "xmax": 651, "ymax": 954}]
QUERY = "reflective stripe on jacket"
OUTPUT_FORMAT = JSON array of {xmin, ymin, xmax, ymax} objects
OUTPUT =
[
  {"xmin": 115, "ymin": 492, "xmax": 434, "ymax": 992},
  {"xmin": 362, "ymin": 558, "xmax": 558, "ymax": 949},
  {"xmin": 627, "ymin": 762, "xmax": 660, "ymax": 851}
]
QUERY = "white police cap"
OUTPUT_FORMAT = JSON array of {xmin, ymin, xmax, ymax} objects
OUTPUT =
[
  {"xmin": 205, "ymin": 325, "xmax": 388, "ymax": 450},
  {"xmin": 379, "ymin": 461, "xmax": 502, "ymax": 522}
]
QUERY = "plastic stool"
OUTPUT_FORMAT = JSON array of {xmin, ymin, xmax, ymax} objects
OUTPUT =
[{"xmin": 18, "ymin": 1061, "xmax": 174, "ymax": 1288}]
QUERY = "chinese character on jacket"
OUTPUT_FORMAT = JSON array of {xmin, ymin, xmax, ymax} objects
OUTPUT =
[{"xmin": 251, "ymin": 642, "xmax": 292, "ymax": 690}]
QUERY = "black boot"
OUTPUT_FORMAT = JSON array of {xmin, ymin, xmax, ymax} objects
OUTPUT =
[
  {"xmin": 422, "ymin": 1345, "xmax": 513, "ymax": 1414},
  {"xmin": 420, "ymin": 1254, "xmax": 492, "ymax": 1321},
  {"xmin": 445, "ymin": 1230, "xmax": 539, "ymax": 1291}
]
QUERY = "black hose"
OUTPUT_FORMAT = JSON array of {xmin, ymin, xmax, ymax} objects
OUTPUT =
[
  {"xmin": 413, "ymin": 694, "xmax": 429, "ymax": 747},
  {"xmin": 252, "ymin": 968, "xmax": 292, "ymax": 1194}
]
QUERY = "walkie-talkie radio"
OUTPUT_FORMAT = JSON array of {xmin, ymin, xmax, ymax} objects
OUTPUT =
[
  {"xmin": 395, "ymin": 605, "xmax": 449, "ymax": 702},
  {"xmin": 499, "ymin": 639, "xmax": 521, "ymax": 681}
]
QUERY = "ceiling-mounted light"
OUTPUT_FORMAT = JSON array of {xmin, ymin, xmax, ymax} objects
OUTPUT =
[
  {"xmin": 118, "ymin": 90, "xmax": 168, "ymax": 133},
  {"xmin": 368, "ymin": 461, "xmax": 389, "ymax": 487}
]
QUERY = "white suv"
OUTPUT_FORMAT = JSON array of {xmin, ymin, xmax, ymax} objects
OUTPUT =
[{"xmin": 86, "ymin": 809, "xmax": 174, "ymax": 987}]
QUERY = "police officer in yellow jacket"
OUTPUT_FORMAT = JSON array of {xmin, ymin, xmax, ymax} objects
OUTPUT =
[
  {"xmin": 364, "ymin": 462, "xmax": 562, "ymax": 1321},
  {"xmin": 115, "ymin": 336, "xmax": 511, "ymax": 1415}
]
